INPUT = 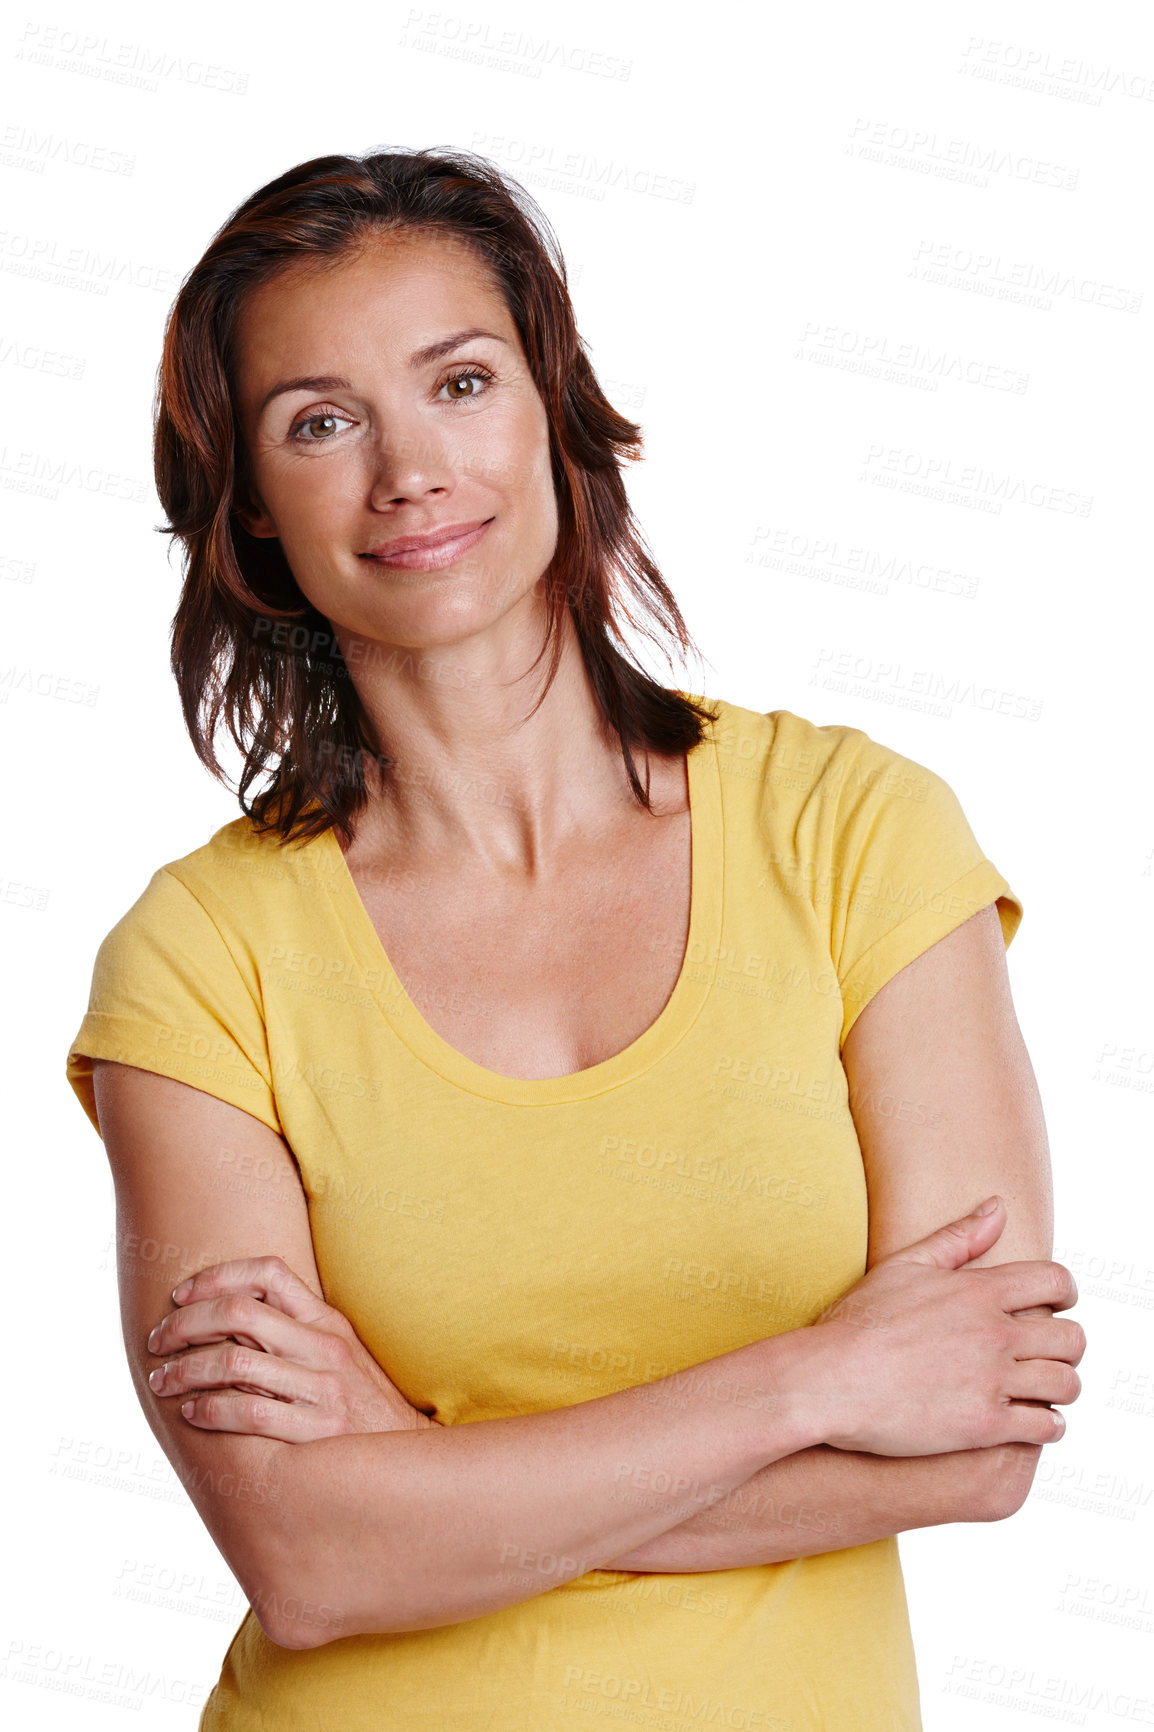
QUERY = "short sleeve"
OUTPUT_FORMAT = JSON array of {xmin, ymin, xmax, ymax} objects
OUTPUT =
[
  {"xmin": 66, "ymin": 866, "xmax": 282, "ymax": 1137},
  {"xmin": 820, "ymin": 732, "xmax": 1023, "ymax": 1048}
]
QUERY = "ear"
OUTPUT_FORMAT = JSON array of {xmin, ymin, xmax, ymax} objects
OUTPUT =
[{"xmin": 233, "ymin": 493, "xmax": 279, "ymax": 540}]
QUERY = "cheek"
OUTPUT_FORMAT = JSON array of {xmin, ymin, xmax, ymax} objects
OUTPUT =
[
  {"xmin": 506, "ymin": 461, "xmax": 557, "ymax": 561},
  {"xmin": 268, "ymin": 460, "xmax": 356, "ymax": 544},
  {"xmin": 505, "ymin": 408, "xmax": 556, "ymax": 525}
]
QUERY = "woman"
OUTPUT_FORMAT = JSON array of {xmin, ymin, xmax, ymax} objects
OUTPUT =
[{"xmin": 66, "ymin": 149, "xmax": 1083, "ymax": 1730}]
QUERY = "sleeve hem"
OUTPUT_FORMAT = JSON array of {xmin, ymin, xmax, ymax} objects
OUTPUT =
[
  {"xmin": 838, "ymin": 860, "xmax": 1023, "ymax": 1050},
  {"xmin": 67, "ymin": 1012, "xmax": 283, "ymax": 1139}
]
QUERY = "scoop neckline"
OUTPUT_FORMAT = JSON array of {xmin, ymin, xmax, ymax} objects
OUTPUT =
[{"xmin": 318, "ymin": 711, "xmax": 725, "ymax": 1105}]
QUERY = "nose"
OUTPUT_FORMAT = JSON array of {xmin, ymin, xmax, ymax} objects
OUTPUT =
[{"xmin": 367, "ymin": 418, "xmax": 455, "ymax": 509}]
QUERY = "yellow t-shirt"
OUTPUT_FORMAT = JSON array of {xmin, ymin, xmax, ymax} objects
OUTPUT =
[{"xmin": 66, "ymin": 699, "xmax": 1022, "ymax": 1732}]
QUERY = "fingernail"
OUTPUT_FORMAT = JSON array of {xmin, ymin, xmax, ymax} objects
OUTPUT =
[
  {"xmin": 974, "ymin": 1196, "xmax": 1000, "ymax": 1216},
  {"xmin": 148, "ymin": 1367, "xmax": 165, "ymax": 1391},
  {"xmin": 147, "ymin": 1328, "xmax": 161, "ymax": 1352},
  {"xmin": 181, "ymin": 1402, "xmax": 195, "ymax": 1419},
  {"xmin": 172, "ymin": 1280, "xmax": 192, "ymax": 1303}
]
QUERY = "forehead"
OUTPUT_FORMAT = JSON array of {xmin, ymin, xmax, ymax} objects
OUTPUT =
[{"xmin": 234, "ymin": 230, "xmax": 511, "ymax": 380}]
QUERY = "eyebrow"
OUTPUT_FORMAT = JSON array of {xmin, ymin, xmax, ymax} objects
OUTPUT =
[{"xmin": 257, "ymin": 329, "xmax": 510, "ymax": 416}]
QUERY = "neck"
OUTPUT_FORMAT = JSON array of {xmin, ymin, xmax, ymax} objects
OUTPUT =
[{"xmin": 336, "ymin": 604, "xmax": 653, "ymax": 874}]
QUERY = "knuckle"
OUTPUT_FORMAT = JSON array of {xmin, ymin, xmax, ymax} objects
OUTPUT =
[
  {"xmin": 222, "ymin": 1293, "xmax": 257, "ymax": 1329},
  {"xmin": 223, "ymin": 1343, "xmax": 251, "ymax": 1378},
  {"xmin": 1050, "ymin": 1261, "xmax": 1076, "ymax": 1301},
  {"xmin": 317, "ymin": 1370, "xmax": 344, "ymax": 1406},
  {"xmin": 317, "ymin": 1331, "xmax": 353, "ymax": 1368}
]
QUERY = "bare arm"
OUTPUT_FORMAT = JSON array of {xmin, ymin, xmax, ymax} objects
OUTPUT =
[
  {"xmin": 93, "ymin": 991, "xmax": 1077, "ymax": 1644},
  {"xmin": 607, "ymin": 903, "xmax": 1056, "ymax": 1571},
  {"xmin": 91, "ymin": 1060, "xmax": 833, "ymax": 1644}
]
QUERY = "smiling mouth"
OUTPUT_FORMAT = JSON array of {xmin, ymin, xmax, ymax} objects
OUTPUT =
[{"xmin": 360, "ymin": 519, "xmax": 494, "ymax": 572}]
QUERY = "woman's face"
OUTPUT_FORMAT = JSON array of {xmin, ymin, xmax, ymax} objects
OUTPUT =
[{"xmin": 233, "ymin": 230, "xmax": 559, "ymax": 656}]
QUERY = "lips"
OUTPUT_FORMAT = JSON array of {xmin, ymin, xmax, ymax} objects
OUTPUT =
[{"xmin": 361, "ymin": 518, "xmax": 493, "ymax": 571}]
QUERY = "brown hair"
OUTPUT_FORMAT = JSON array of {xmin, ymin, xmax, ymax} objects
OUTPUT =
[{"xmin": 155, "ymin": 146, "xmax": 715, "ymax": 844}]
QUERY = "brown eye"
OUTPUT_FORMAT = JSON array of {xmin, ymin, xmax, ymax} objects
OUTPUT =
[
  {"xmin": 438, "ymin": 369, "xmax": 493, "ymax": 402},
  {"xmin": 289, "ymin": 410, "xmax": 352, "ymax": 444}
]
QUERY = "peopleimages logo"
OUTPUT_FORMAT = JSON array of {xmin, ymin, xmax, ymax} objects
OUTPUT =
[
  {"xmin": 944, "ymin": 1654, "xmax": 1154, "ymax": 1721},
  {"xmin": 912, "ymin": 239, "xmax": 1143, "ymax": 314},
  {"xmin": 847, "ymin": 117, "xmax": 1079, "ymax": 190},
  {"xmin": 0, "ymin": 230, "xmax": 181, "ymax": 295},
  {"xmin": 747, "ymin": 525, "xmax": 979, "ymax": 600},
  {"xmin": 0, "ymin": 445, "xmax": 147, "ymax": 503},
  {"xmin": 859, "ymin": 444, "xmax": 1093, "ymax": 517},
  {"xmin": 15, "ymin": 22, "xmax": 249, "ymax": 95},
  {"xmin": 470, "ymin": 131, "xmax": 695, "ymax": 204},
  {"xmin": 0, "ymin": 123, "xmax": 135, "ymax": 175},
  {"xmin": 0, "ymin": 335, "xmax": 85, "ymax": 379},
  {"xmin": 809, "ymin": 647, "xmax": 1044, "ymax": 723},
  {"xmin": 794, "ymin": 321, "xmax": 1029, "ymax": 394},
  {"xmin": 959, "ymin": 36, "xmax": 1154, "ymax": 105},
  {"xmin": 398, "ymin": 9, "xmax": 632, "ymax": 80}
]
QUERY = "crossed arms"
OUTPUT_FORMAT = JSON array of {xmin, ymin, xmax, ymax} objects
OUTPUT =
[{"xmin": 92, "ymin": 904, "xmax": 1082, "ymax": 1648}]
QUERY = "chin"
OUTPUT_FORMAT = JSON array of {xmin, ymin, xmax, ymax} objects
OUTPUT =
[{"xmin": 353, "ymin": 579, "xmax": 543, "ymax": 659}]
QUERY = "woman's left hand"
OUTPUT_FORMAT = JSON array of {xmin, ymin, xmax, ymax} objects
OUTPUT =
[{"xmin": 145, "ymin": 1255, "xmax": 440, "ymax": 1442}]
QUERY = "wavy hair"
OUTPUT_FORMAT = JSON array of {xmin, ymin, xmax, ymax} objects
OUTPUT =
[{"xmin": 155, "ymin": 146, "xmax": 714, "ymax": 843}]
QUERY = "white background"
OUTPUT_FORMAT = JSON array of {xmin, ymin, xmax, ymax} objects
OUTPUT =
[{"xmin": 2, "ymin": 0, "xmax": 1152, "ymax": 1725}]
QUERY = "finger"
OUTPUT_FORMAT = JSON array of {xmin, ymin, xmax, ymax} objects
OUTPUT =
[
  {"xmin": 172, "ymin": 1256, "xmax": 328, "ymax": 1325},
  {"xmin": 990, "ymin": 1402, "xmax": 1067, "ymax": 1447},
  {"xmin": 149, "ymin": 1291, "xmax": 333, "ymax": 1365},
  {"xmin": 885, "ymin": 1197, "xmax": 1006, "ymax": 1272},
  {"xmin": 984, "ymin": 1260, "xmax": 1079, "ymax": 1314},
  {"xmin": 1011, "ymin": 1315, "xmax": 1087, "ymax": 1367},
  {"xmin": 179, "ymin": 1388, "xmax": 342, "ymax": 1443},
  {"xmin": 1008, "ymin": 1361, "xmax": 1082, "ymax": 1407},
  {"xmin": 149, "ymin": 1342, "xmax": 319, "ymax": 1403}
]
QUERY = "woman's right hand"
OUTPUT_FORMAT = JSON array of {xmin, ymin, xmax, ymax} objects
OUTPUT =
[{"xmin": 793, "ymin": 1196, "xmax": 1085, "ymax": 1456}]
